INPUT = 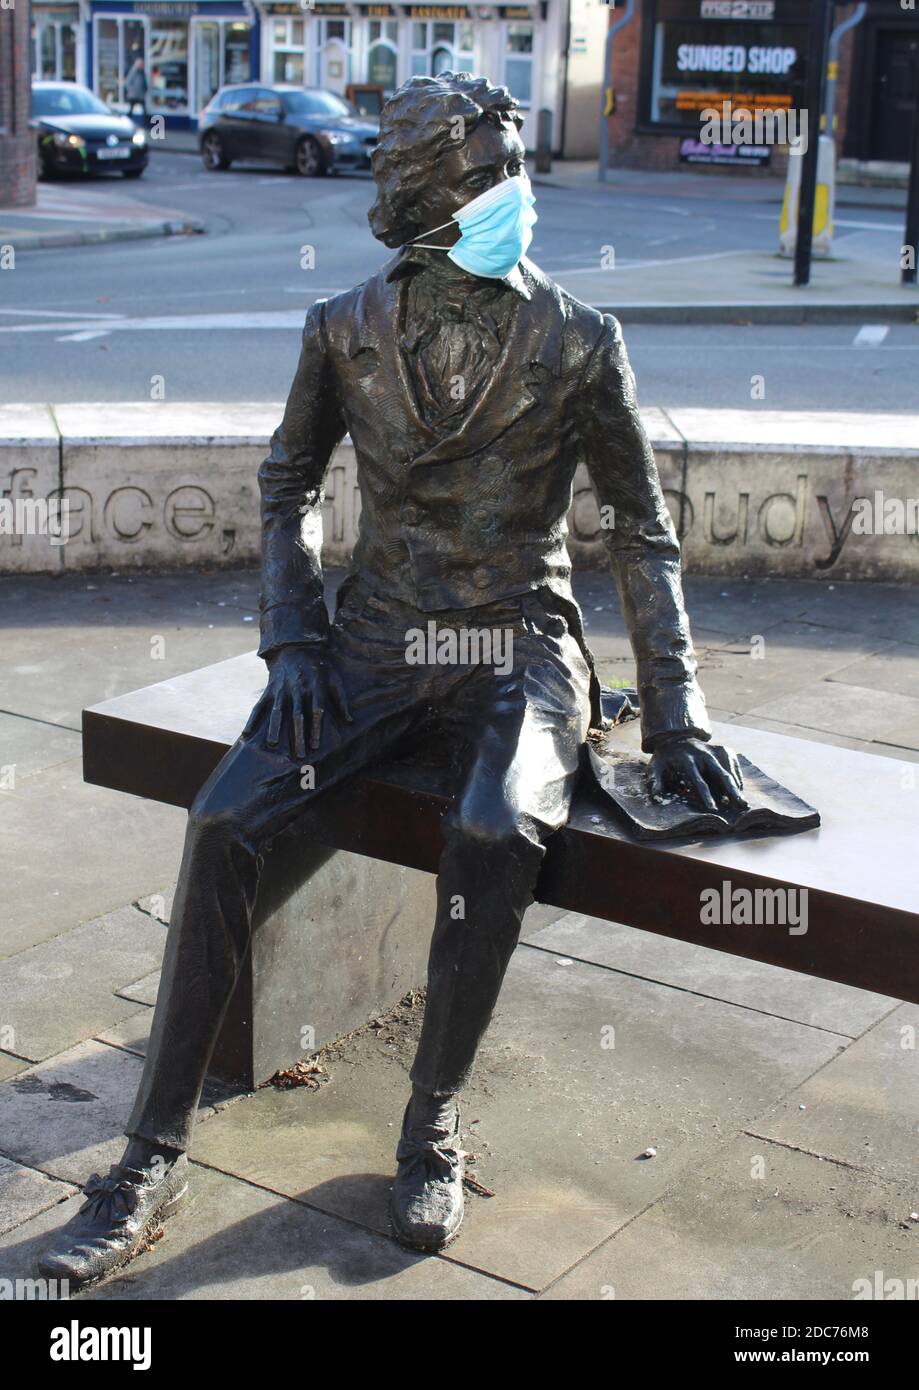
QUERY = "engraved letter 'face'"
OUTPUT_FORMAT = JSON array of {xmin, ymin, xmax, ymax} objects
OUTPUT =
[{"xmin": 410, "ymin": 119, "xmax": 527, "ymax": 245}]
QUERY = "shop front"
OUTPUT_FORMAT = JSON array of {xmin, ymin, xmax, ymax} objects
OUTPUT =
[
  {"xmin": 639, "ymin": 0, "xmax": 809, "ymax": 166},
  {"xmin": 259, "ymin": 1, "xmax": 550, "ymax": 147},
  {"xmin": 86, "ymin": 0, "xmax": 259, "ymax": 124},
  {"xmin": 607, "ymin": 0, "xmax": 819, "ymax": 171}
]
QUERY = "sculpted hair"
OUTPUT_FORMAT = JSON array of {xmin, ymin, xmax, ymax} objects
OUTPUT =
[{"xmin": 369, "ymin": 72, "xmax": 523, "ymax": 248}]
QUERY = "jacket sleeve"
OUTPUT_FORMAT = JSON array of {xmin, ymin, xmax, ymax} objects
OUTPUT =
[
  {"xmin": 257, "ymin": 299, "xmax": 346, "ymax": 659},
  {"xmin": 574, "ymin": 313, "xmax": 710, "ymax": 752}
]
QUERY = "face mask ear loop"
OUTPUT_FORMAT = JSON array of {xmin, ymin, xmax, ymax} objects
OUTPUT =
[{"xmin": 404, "ymin": 218, "xmax": 455, "ymax": 252}]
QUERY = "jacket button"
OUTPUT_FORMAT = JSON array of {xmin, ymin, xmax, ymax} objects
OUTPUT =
[
  {"xmin": 472, "ymin": 567, "xmax": 492, "ymax": 589},
  {"xmin": 402, "ymin": 504, "xmax": 423, "ymax": 526}
]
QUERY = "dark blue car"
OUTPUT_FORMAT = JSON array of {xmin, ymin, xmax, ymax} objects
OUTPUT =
[
  {"xmin": 32, "ymin": 81, "xmax": 148, "ymax": 180},
  {"xmin": 198, "ymin": 85, "xmax": 379, "ymax": 177}
]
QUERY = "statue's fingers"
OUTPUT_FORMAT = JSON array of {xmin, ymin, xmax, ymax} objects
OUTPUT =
[
  {"xmin": 728, "ymin": 750, "xmax": 744, "ymax": 790},
  {"xmin": 309, "ymin": 703, "xmax": 324, "ymax": 752},
  {"xmin": 648, "ymin": 760, "xmax": 668, "ymax": 803},
  {"xmin": 683, "ymin": 764, "xmax": 718, "ymax": 813},
  {"xmin": 242, "ymin": 691, "xmax": 270, "ymax": 740},
  {"xmin": 290, "ymin": 688, "xmax": 307, "ymax": 763},
  {"xmin": 707, "ymin": 758, "xmax": 747, "ymax": 810},
  {"xmin": 267, "ymin": 691, "xmax": 285, "ymax": 748}
]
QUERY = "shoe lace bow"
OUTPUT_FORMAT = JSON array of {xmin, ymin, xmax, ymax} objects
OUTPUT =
[{"xmin": 79, "ymin": 1167, "xmax": 143, "ymax": 1224}]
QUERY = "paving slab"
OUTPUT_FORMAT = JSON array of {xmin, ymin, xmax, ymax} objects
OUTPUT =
[
  {"xmin": 826, "ymin": 643, "xmax": 919, "ymax": 700},
  {"xmin": 95, "ymin": 1007, "xmax": 153, "ymax": 1056},
  {"xmin": 0, "ymin": 905, "xmax": 166, "ymax": 1061},
  {"xmin": 523, "ymin": 912, "xmax": 896, "ymax": 1037},
  {"xmin": 726, "ymin": 713, "xmax": 919, "ymax": 763},
  {"xmin": 0, "ymin": 1165, "xmax": 528, "ymax": 1301},
  {"xmin": 0, "ymin": 714, "xmax": 81, "ymax": 783},
  {"xmin": 748, "ymin": 680, "xmax": 919, "ymax": 750},
  {"xmin": 680, "ymin": 578, "xmax": 813, "ymax": 637},
  {"xmin": 748, "ymin": 1004, "xmax": 919, "ymax": 1186},
  {"xmin": 0, "ymin": 622, "xmax": 263, "ymax": 729},
  {"xmin": 191, "ymin": 945, "xmax": 845, "ymax": 1292},
  {"xmin": 541, "ymin": 1137, "xmax": 919, "ymax": 1301},
  {"xmin": 0, "ymin": 1054, "xmax": 28, "ymax": 1081},
  {"xmin": 0, "ymin": 758, "xmax": 186, "ymax": 956},
  {"xmin": 693, "ymin": 622, "xmax": 895, "ymax": 716},
  {"xmin": 786, "ymin": 583, "xmax": 919, "ymax": 647},
  {"xmin": 137, "ymin": 887, "xmax": 174, "ymax": 923},
  {"xmin": 0, "ymin": 1156, "xmax": 77, "ymax": 1239},
  {"xmin": 114, "ymin": 969, "xmax": 160, "ymax": 1007},
  {"xmin": 0, "ymin": 1037, "xmax": 207, "ymax": 1186}
]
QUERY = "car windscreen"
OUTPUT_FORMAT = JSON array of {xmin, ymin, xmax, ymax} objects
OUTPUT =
[
  {"xmin": 282, "ymin": 91, "xmax": 353, "ymax": 117},
  {"xmin": 32, "ymin": 87, "xmax": 111, "ymax": 118}
]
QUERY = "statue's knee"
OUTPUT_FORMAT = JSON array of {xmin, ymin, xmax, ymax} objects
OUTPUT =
[
  {"xmin": 187, "ymin": 786, "xmax": 243, "ymax": 849},
  {"xmin": 448, "ymin": 803, "xmax": 541, "ymax": 858}
]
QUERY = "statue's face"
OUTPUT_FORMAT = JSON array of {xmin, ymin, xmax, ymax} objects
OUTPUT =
[{"xmin": 411, "ymin": 117, "xmax": 526, "ymax": 244}]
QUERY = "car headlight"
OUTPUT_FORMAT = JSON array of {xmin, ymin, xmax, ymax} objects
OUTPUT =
[
  {"xmin": 325, "ymin": 132, "xmax": 355, "ymax": 146},
  {"xmin": 52, "ymin": 132, "xmax": 85, "ymax": 149},
  {"xmin": 132, "ymin": 129, "xmax": 146, "ymax": 146}
]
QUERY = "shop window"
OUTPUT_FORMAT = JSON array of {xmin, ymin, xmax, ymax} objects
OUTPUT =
[
  {"xmin": 61, "ymin": 23, "xmax": 76, "ymax": 81},
  {"xmin": 503, "ymin": 22, "xmax": 533, "ymax": 106},
  {"xmin": 224, "ymin": 22, "xmax": 252, "ymax": 87},
  {"xmin": 644, "ymin": 0, "xmax": 807, "ymax": 132},
  {"xmin": 367, "ymin": 18, "xmax": 398, "ymax": 91},
  {"xmin": 35, "ymin": 18, "xmax": 78, "ymax": 83},
  {"xmin": 272, "ymin": 16, "xmax": 305, "ymax": 85},
  {"xmin": 410, "ymin": 18, "xmax": 474, "ymax": 78},
  {"xmin": 314, "ymin": 19, "xmax": 353, "ymax": 94},
  {"xmin": 94, "ymin": 15, "xmax": 145, "ymax": 110},
  {"xmin": 194, "ymin": 19, "xmax": 252, "ymax": 115},
  {"xmin": 150, "ymin": 20, "xmax": 189, "ymax": 113}
]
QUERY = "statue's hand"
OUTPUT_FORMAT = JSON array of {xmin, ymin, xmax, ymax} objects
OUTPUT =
[
  {"xmin": 244, "ymin": 645, "xmax": 352, "ymax": 760},
  {"xmin": 648, "ymin": 736, "xmax": 746, "ymax": 813}
]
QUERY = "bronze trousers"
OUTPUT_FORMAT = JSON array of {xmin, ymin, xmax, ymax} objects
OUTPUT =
[{"xmin": 126, "ymin": 582, "xmax": 591, "ymax": 1150}]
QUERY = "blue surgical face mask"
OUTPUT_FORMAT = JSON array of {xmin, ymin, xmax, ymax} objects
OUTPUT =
[{"xmin": 408, "ymin": 174, "xmax": 537, "ymax": 281}]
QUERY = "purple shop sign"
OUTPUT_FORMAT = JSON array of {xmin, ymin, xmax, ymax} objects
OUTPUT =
[{"xmin": 679, "ymin": 138, "xmax": 771, "ymax": 167}]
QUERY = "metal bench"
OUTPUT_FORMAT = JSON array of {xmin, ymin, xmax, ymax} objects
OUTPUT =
[{"xmin": 83, "ymin": 651, "xmax": 919, "ymax": 1088}]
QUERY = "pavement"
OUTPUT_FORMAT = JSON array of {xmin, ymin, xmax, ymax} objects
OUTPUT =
[
  {"xmin": 1, "ymin": 566, "xmax": 918, "ymax": 1300},
  {"xmin": 0, "ymin": 181, "xmax": 204, "ymax": 251}
]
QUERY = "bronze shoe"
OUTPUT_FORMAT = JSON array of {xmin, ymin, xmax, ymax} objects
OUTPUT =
[
  {"xmin": 36, "ymin": 1156, "xmax": 188, "ymax": 1290},
  {"xmin": 389, "ymin": 1104, "xmax": 464, "ymax": 1252}
]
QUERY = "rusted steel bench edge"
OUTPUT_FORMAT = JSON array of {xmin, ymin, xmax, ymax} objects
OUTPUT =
[{"xmin": 82, "ymin": 702, "xmax": 919, "ymax": 1005}]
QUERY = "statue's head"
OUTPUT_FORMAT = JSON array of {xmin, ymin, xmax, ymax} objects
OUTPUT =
[{"xmin": 368, "ymin": 72, "xmax": 525, "ymax": 249}]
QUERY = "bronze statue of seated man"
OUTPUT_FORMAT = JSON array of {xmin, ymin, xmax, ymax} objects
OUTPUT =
[{"xmin": 39, "ymin": 71, "xmax": 744, "ymax": 1285}]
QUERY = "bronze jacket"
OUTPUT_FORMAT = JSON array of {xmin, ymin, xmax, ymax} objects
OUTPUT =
[{"xmin": 258, "ymin": 254, "xmax": 710, "ymax": 752}]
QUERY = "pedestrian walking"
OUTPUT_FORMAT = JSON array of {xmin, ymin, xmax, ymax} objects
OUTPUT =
[{"xmin": 126, "ymin": 57, "xmax": 148, "ymax": 120}]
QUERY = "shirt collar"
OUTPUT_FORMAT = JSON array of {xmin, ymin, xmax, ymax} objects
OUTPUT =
[{"xmin": 386, "ymin": 246, "xmax": 531, "ymax": 301}]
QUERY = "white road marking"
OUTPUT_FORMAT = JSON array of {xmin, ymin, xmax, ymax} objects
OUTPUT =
[
  {"xmin": 0, "ymin": 308, "xmax": 122, "ymax": 319},
  {"xmin": 752, "ymin": 213, "xmax": 899, "ymax": 231},
  {"xmin": 55, "ymin": 329, "xmax": 112, "ymax": 342},
  {"xmin": 853, "ymin": 324, "xmax": 889, "ymax": 347},
  {"xmin": 547, "ymin": 249, "xmax": 748, "ymax": 276},
  {"xmin": 0, "ymin": 309, "xmax": 310, "ymax": 335}
]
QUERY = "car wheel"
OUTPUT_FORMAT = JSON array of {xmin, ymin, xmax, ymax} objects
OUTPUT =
[
  {"xmin": 201, "ymin": 132, "xmax": 231, "ymax": 171},
  {"xmin": 121, "ymin": 168, "xmax": 145, "ymax": 179},
  {"xmin": 295, "ymin": 137, "xmax": 325, "ymax": 178}
]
